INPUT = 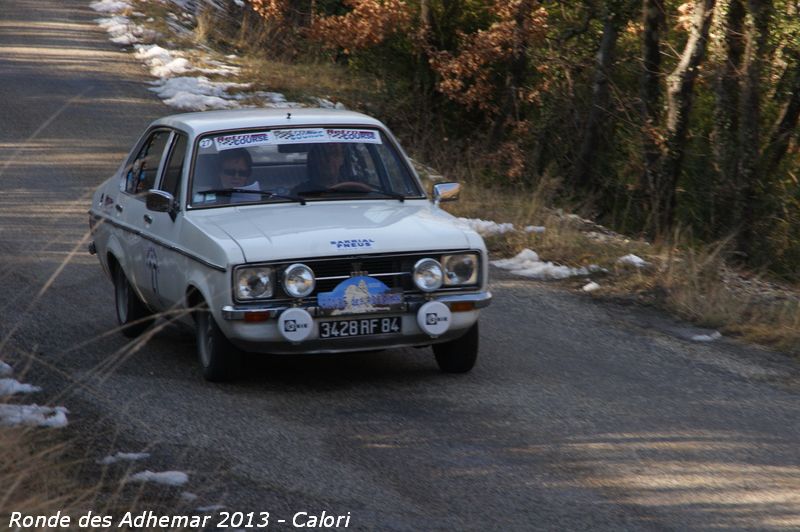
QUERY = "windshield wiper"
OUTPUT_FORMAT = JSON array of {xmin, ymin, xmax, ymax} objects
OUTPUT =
[
  {"xmin": 198, "ymin": 188, "xmax": 306, "ymax": 205},
  {"xmin": 298, "ymin": 188, "xmax": 407, "ymax": 202}
]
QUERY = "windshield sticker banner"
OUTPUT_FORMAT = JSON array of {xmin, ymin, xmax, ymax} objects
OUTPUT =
[
  {"xmin": 271, "ymin": 128, "xmax": 328, "ymax": 144},
  {"xmin": 325, "ymin": 129, "xmax": 382, "ymax": 144},
  {"xmin": 318, "ymin": 276, "xmax": 403, "ymax": 316},
  {"xmin": 213, "ymin": 132, "xmax": 272, "ymax": 151}
]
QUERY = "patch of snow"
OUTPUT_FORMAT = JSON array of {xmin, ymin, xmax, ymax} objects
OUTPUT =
[
  {"xmin": 312, "ymin": 97, "xmax": 337, "ymax": 109},
  {"xmin": 150, "ymin": 76, "xmax": 249, "ymax": 110},
  {"xmin": 134, "ymin": 45, "xmax": 188, "ymax": 78},
  {"xmin": 251, "ymin": 91, "xmax": 303, "ymax": 108},
  {"xmin": 181, "ymin": 491, "xmax": 199, "ymax": 502},
  {"xmin": 582, "ymin": 281, "xmax": 601, "ymax": 292},
  {"xmin": 691, "ymin": 331, "xmax": 722, "ymax": 342},
  {"xmin": 197, "ymin": 62, "xmax": 240, "ymax": 76},
  {"xmin": 89, "ymin": 0, "xmax": 131, "ymax": 13},
  {"xmin": 0, "ymin": 404, "xmax": 68, "ymax": 428},
  {"xmin": 0, "ymin": 361, "xmax": 13, "ymax": 377},
  {"xmin": 524, "ymin": 225, "xmax": 546, "ymax": 234},
  {"xmin": 197, "ymin": 504, "xmax": 225, "ymax": 512},
  {"xmin": 0, "ymin": 378, "xmax": 41, "ymax": 396},
  {"xmin": 457, "ymin": 217, "xmax": 515, "ymax": 237},
  {"xmin": 165, "ymin": 92, "xmax": 239, "ymax": 110},
  {"xmin": 491, "ymin": 249, "xmax": 589, "ymax": 280},
  {"xmin": 617, "ymin": 254, "xmax": 649, "ymax": 268},
  {"xmin": 96, "ymin": 16, "xmax": 136, "ymax": 45},
  {"xmin": 98, "ymin": 452, "xmax": 151, "ymax": 465},
  {"xmin": 128, "ymin": 470, "xmax": 189, "ymax": 486}
]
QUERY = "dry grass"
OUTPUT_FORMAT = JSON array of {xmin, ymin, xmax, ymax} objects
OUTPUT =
[
  {"xmin": 442, "ymin": 183, "xmax": 800, "ymax": 355},
  {"xmin": 0, "ymin": 420, "xmax": 194, "ymax": 529},
  {"xmin": 443, "ymin": 180, "xmax": 650, "ymax": 268},
  {"xmin": 0, "ymin": 428, "xmax": 84, "ymax": 518},
  {"xmin": 239, "ymin": 55, "xmax": 385, "ymax": 109}
]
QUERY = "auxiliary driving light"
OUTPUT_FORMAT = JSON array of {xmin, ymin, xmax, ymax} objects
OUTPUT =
[
  {"xmin": 283, "ymin": 263, "xmax": 315, "ymax": 298},
  {"xmin": 413, "ymin": 258, "xmax": 444, "ymax": 292}
]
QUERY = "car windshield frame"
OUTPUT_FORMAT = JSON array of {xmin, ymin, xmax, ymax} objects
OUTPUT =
[{"xmin": 185, "ymin": 124, "xmax": 427, "ymax": 210}]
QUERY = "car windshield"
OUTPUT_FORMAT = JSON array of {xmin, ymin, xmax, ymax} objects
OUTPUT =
[{"xmin": 189, "ymin": 127, "xmax": 424, "ymax": 207}]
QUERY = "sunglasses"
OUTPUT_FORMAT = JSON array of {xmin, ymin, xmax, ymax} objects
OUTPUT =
[{"xmin": 222, "ymin": 168, "xmax": 251, "ymax": 178}]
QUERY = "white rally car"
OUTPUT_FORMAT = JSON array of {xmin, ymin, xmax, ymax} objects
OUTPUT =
[{"xmin": 89, "ymin": 109, "xmax": 491, "ymax": 381}]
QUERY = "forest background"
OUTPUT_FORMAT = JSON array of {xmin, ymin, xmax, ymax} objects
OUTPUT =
[{"xmin": 204, "ymin": 0, "xmax": 800, "ymax": 279}]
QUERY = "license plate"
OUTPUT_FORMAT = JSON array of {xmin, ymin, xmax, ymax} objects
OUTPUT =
[{"xmin": 319, "ymin": 317, "xmax": 402, "ymax": 339}]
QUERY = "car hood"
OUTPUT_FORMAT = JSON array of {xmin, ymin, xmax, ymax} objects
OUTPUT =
[{"xmin": 190, "ymin": 200, "xmax": 474, "ymax": 263}]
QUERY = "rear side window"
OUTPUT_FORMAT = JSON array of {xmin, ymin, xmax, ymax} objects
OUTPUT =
[
  {"xmin": 160, "ymin": 133, "xmax": 188, "ymax": 198},
  {"xmin": 124, "ymin": 130, "xmax": 170, "ymax": 196}
]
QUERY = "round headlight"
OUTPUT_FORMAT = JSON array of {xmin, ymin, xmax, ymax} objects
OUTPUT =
[
  {"xmin": 283, "ymin": 263, "xmax": 315, "ymax": 298},
  {"xmin": 443, "ymin": 254, "xmax": 478, "ymax": 285},
  {"xmin": 413, "ymin": 258, "xmax": 443, "ymax": 292},
  {"xmin": 237, "ymin": 268, "xmax": 273, "ymax": 300}
]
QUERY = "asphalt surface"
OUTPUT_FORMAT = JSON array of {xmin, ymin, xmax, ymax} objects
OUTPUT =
[{"xmin": 1, "ymin": 1, "xmax": 800, "ymax": 530}]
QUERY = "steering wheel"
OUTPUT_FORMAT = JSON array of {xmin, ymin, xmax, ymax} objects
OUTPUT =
[{"xmin": 328, "ymin": 181, "xmax": 376, "ymax": 192}]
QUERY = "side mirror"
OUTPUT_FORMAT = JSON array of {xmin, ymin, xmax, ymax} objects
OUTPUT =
[
  {"xmin": 433, "ymin": 182, "xmax": 461, "ymax": 205},
  {"xmin": 146, "ymin": 190, "xmax": 177, "ymax": 220}
]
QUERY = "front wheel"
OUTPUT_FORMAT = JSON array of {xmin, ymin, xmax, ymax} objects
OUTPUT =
[
  {"xmin": 433, "ymin": 323, "xmax": 479, "ymax": 373},
  {"xmin": 113, "ymin": 265, "xmax": 153, "ymax": 338},
  {"xmin": 195, "ymin": 306, "xmax": 242, "ymax": 382}
]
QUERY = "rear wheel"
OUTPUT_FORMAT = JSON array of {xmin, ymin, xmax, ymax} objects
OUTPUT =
[
  {"xmin": 433, "ymin": 323, "xmax": 479, "ymax": 373},
  {"xmin": 195, "ymin": 304, "xmax": 242, "ymax": 382},
  {"xmin": 113, "ymin": 264, "xmax": 153, "ymax": 338}
]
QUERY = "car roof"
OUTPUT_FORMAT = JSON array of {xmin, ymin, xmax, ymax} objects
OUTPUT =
[{"xmin": 154, "ymin": 108, "xmax": 385, "ymax": 137}]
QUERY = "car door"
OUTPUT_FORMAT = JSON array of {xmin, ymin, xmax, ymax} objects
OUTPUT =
[
  {"xmin": 136, "ymin": 131, "xmax": 190, "ymax": 310},
  {"xmin": 118, "ymin": 129, "xmax": 172, "ymax": 305}
]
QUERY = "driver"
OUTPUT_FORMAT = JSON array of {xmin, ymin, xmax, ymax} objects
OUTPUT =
[{"xmin": 293, "ymin": 144, "xmax": 349, "ymax": 193}]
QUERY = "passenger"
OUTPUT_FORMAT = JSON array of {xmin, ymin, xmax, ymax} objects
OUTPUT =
[
  {"xmin": 218, "ymin": 148, "xmax": 260, "ymax": 202},
  {"xmin": 219, "ymin": 148, "xmax": 255, "ymax": 189}
]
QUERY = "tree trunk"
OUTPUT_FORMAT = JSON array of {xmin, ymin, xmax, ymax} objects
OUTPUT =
[
  {"xmin": 760, "ymin": 57, "xmax": 800, "ymax": 179},
  {"xmin": 657, "ymin": 0, "xmax": 717, "ymax": 233},
  {"xmin": 712, "ymin": 0, "xmax": 746, "ymax": 230},
  {"xmin": 737, "ymin": 0, "xmax": 772, "ymax": 256},
  {"xmin": 572, "ymin": 6, "xmax": 623, "ymax": 190},
  {"xmin": 639, "ymin": 0, "xmax": 665, "ymax": 199}
]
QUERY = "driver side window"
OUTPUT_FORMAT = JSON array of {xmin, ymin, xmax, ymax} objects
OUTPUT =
[{"xmin": 124, "ymin": 130, "xmax": 170, "ymax": 197}]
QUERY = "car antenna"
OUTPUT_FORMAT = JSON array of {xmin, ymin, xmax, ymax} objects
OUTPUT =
[{"xmin": 286, "ymin": 112, "xmax": 291, "ymax": 120}]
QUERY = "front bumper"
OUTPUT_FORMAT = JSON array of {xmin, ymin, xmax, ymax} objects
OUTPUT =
[
  {"xmin": 220, "ymin": 291, "xmax": 492, "ymax": 320},
  {"xmin": 218, "ymin": 291, "xmax": 491, "ymax": 354}
]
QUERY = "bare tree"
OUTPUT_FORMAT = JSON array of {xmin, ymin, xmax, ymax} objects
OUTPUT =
[
  {"xmin": 640, "ymin": 0, "xmax": 665, "ymax": 197},
  {"xmin": 656, "ymin": 0, "xmax": 717, "ymax": 233},
  {"xmin": 712, "ymin": 0, "xmax": 746, "ymax": 227},
  {"xmin": 737, "ymin": 0, "xmax": 773, "ymax": 255},
  {"xmin": 573, "ymin": 1, "xmax": 633, "ymax": 190}
]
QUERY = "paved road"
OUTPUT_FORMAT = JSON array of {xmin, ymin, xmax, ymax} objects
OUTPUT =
[{"xmin": 2, "ymin": 1, "xmax": 800, "ymax": 530}]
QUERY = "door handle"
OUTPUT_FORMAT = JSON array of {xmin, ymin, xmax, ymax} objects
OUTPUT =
[
  {"xmin": 143, "ymin": 214, "xmax": 153, "ymax": 224},
  {"xmin": 115, "ymin": 204, "xmax": 123, "ymax": 213}
]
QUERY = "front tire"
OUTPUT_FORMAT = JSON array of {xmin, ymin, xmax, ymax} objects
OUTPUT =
[
  {"xmin": 433, "ymin": 323, "xmax": 479, "ymax": 373},
  {"xmin": 113, "ymin": 265, "xmax": 153, "ymax": 338},
  {"xmin": 195, "ymin": 305, "xmax": 242, "ymax": 382}
]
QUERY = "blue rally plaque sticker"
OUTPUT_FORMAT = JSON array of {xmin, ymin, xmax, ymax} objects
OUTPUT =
[{"xmin": 318, "ymin": 276, "xmax": 403, "ymax": 316}]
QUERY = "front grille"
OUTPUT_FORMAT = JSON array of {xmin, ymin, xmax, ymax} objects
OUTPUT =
[
  {"xmin": 234, "ymin": 250, "xmax": 480, "ymax": 304},
  {"xmin": 275, "ymin": 253, "xmax": 429, "ymax": 299}
]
